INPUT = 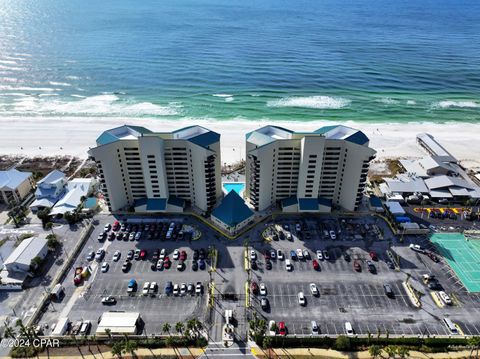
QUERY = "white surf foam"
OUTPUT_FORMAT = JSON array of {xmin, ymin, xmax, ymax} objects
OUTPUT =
[
  {"xmin": 49, "ymin": 81, "xmax": 72, "ymax": 87},
  {"xmin": 212, "ymin": 94, "xmax": 233, "ymax": 98},
  {"xmin": 378, "ymin": 97, "xmax": 399, "ymax": 105},
  {"xmin": 406, "ymin": 100, "xmax": 417, "ymax": 105},
  {"xmin": 65, "ymin": 75, "xmax": 80, "ymax": 80},
  {"xmin": 433, "ymin": 100, "xmax": 479, "ymax": 109},
  {"xmin": 267, "ymin": 95, "xmax": 351, "ymax": 109},
  {"xmin": 0, "ymin": 94, "xmax": 180, "ymax": 117}
]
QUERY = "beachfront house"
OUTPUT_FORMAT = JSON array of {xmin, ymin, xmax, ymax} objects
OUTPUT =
[
  {"xmin": 29, "ymin": 169, "xmax": 67, "ymax": 213},
  {"xmin": 0, "ymin": 169, "xmax": 34, "ymax": 207}
]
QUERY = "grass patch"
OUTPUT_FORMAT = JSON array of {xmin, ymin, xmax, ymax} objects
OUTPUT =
[
  {"xmin": 0, "ymin": 235, "xmax": 11, "ymax": 247},
  {"xmin": 14, "ymin": 233, "xmax": 34, "ymax": 247}
]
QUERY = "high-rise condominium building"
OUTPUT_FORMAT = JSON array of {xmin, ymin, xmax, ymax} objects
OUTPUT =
[
  {"xmin": 245, "ymin": 125, "xmax": 376, "ymax": 212},
  {"xmin": 88, "ymin": 125, "xmax": 222, "ymax": 213}
]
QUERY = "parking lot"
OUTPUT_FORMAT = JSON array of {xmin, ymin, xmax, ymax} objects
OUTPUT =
[
  {"xmin": 248, "ymin": 216, "xmax": 480, "ymax": 337},
  {"xmin": 38, "ymin": 216, "xmax": 211, "ymax": 336}
]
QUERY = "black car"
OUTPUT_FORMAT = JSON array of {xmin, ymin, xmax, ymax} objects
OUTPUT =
[
  {"xmin": 165, "ymin": 281, "xmax": 173, "ymax": 295},
  {"xmin": 251, "ymin": 260, "xmax": 258, "ymax": 270},
  {"xmin": 386, "ymin": 260, "xmax": 395, "ymax": 269},
  {"xmin": 152, "ymin": 249, "xmax": 160, "ymax": 261},
  {"xmin": 343, "ymin": 253, "xmax": 351, "ymax": 262},
  {"xmin": 265, "ymin": 260, "xmax": 272, "ymax": 270},
  {"xmin": 192, "ymin": 261, "xmax": 198, "ymax": 271},
  {"xmin": 127, "ymin": 250, "xmax": 134, "ymax": 260},
  {"xmin": 428, "ymin": 280, "xmax": 443, "ymax": 291},
  {"xmin": 193, "ymin": 249, "xmax": 199, "ymax": 260},
  {"xmin": 199, "ymin": 248, "xmax": 206, "ymax": 260},
  {"xmin": 279, "ymin": 231, "xmax": 285, "ymax": 240},
  {"xmin": 122, "ymin": 260, "xmax": 131, "ymax": 273}
]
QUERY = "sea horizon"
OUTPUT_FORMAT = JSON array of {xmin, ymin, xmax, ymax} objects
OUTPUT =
[{"xmin": 1, "ymin": 0, "xmax": 479, "ymax": 124}]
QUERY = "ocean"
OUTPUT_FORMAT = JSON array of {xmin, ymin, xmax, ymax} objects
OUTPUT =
[{"xmin": 1, "ymin": 0, "xmax": 480, "ymax": 124}]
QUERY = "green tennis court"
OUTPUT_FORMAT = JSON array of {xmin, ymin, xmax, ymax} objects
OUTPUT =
[{"xmin": 430, "ymin": 233, "xmax": 480, "ymax": 293}]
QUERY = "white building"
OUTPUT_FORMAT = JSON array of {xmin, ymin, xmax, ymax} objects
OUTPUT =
[
  {"xmin": 30, "ymin": 170, "xmax": 67, "ymax": 212},
  {"xmin": 1, "ymin": 236, "xmax": 48, "ymax": 289},
  {"xmin": 96, "ymin": 312, "xmax": 140, "ymax": 336},
  {"xmin": 50, "ymin": 178, "xmax": 97, "ymax": 216},
  {"xmin": 245, "ymin": 125, "xmax": 376, "ymax": 212},
  {"xmin": 88, "ymin": 125, "xmax": 222, "ymax": 213},
  {"xmin": 0, "ymin": 169, "xmax": 33, "ymax": 207}
]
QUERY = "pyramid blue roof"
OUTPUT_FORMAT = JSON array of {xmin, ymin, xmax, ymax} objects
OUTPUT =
[{"xmin": 212, "ymin": 191, "xmax": 254, "ymax": 227}]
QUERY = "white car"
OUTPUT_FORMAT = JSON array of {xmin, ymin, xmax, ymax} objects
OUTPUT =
[
  {"xmin": 250, "ymin": 250, "xmax": 257, "ymax": 260},
  {"xmin": 112, "ymin": 251, "xmax": 121, "ymax": 262},
  {"xmin": 149, "ymin": 282, "xmax": 157, "ymax": 293},
  {"xmin": 173, "ymin": 249, "xmax": 180, "ymax": 260},
  {"xmin": 101, "ymin": 262, "xmax": 109, "ymax": 272},
  {"xmin": 160, "ymin": 248, "xmax": 166, "ymax": 260},
  {"xmin": 195, "ymin": 282, "xmax": 203, "ymax": 294},
  {"xmin": 270, "ymin": 250, "xmax": 276, "ymax": 259},
  {"xmin": 134, "ymin": 231, "xmax": 142, "ymax": 241},
  {"xmin": 296, "ymin": 249, "xmax": 304, "ymax": 260},
  {"xmin": 269, "ymin": 320, "xmax": 276, "ymax": 336},
  {"xmin": 409, "ymin": 244, "xmax": 425, "ymax": 253},
  {"xmin": 286, "ymin": 233, "xmax": 292, "ymax": 241},
  {"xmin": 95, "ymin": 248, "xmax": 105, "ymax": 261},
  {"xmin": 316, "ymin": 250, "xmax": 323, "ymax": 260},
  {"xmin": 345, "ymin": 322, "xmax": 354, "ymax": 336},
  {"xmin": 295, "ymin": 223, "xmax": 301, "ymax": 232},
  {"xmin": 260, "ymin": 283, "xmax": 267, "ymax": 296},
  {"xmin": 156, "ymin": 259, "xmax": 164, "ymax": 270},
  {"xmin": 180, "ymin": 283, "xmax": 187, "ymax": 295},
  {"xmin": 142, "ymin": 282, "xmax": 150, "ymax": 295},
  {"xmin": 285, "ymin": 259, "xmax": 293, "ymax": 271},
  {"xmin": 173, "ymin": 284, "xmax": 180, "ymax": 296},
  {"xmin": 277, "ymin": 249, "xmax": 284, "ymax": 260},
  {"xmin": 103, "ymin": 224, "xmax": 111, "ymax": 232},
  {"xmin": 439, "ymin": 291, "xmax": 452, "ymax": 305},
  {"xmin": 298, "ymin": 292, "xmax": 306, "ymax": 306},
  {"xmin": 329, "ymin": 230, "xmax": 336, "ymax": 240},
  {"xmin": 309, "ymin": 283, "xmax": 319, "ymax": 296}
]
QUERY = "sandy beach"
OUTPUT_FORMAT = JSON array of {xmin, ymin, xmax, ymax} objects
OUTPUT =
[{"xmin": 0, "ymin": 117, "xmax": 479, "ymax": 170}]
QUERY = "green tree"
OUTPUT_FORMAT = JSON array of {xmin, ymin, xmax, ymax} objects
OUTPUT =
[
  {"xmin": 30, "ymin": 256, "xmax": 43, "ymax": 271},
  {"xmin": 46, "ymin": 234, "xmax": 60, "ymax": 250},
  {"xmin": 111, "ymin": 341, "xmax": 123, "ymax": 358},
  {"xmin": 122, "ymin": 337, "xmax": 137, "ymax": 357},
  {"xmin": 468, "ymin": 336, "xmax": 480, "ymax": 358},
  {"xmin": 162, "ymin": 323, "xmax": 171, "ymax": 335},
  {"xmin": 104, "ymin": 328, "xmax": 112, "ymax": 339},
  {"xmin": 3, "ymin": 320, "xmax": 16, "ymax": 339},
  {"xmin": 335, "ymin": 335, "xmax": 351, "ymax": 351},
  {"xmin": 384, "ymin": 345, "xmax": 397, "ymax": 358},
  {"xmin": 175, "ymin": 322, "xmax": 184, "ymax": 336},
  {"xmin": 368, "ymin": 344, "xmax": 382, "ymax": 358},
  {"xmin": 397, "ymin": 346, "xmax": 409, "ymax": 359},
  {"xmin": 37, "ymin": 208, "xmax": 51, "ymax": 227},
  {"xmin": 262, "ymin": 335, "xmax": 273, "ymax": 350}
]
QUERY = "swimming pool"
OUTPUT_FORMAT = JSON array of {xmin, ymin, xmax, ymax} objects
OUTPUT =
[
  {"xmin": 431, "ymin": 233, "xmax": 480, "ymax": 293},
  {"xmin": 223, "ymin": 182, "xmax": 245, "ymax": 195}
]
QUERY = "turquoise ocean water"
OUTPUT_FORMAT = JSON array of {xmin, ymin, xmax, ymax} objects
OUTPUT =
[{"xmin": 0, "ymin": 0, "xmax": 479, "ymax": 124}]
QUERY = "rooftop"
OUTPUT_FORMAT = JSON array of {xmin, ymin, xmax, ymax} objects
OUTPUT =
[
  {"xmin": 37, "ymin": 170, "xmax": 66, "ymax": 186},
  {"xmin": 211, "ymin": 191, "xmax": 254, "ymax": 227},
  {"xmin": 0, "ymin": 169, "xmax": 32, "ymax": 191},
  {"xmin": 3, "ymin": 236, "xmax": 47, "ymax": 269}
]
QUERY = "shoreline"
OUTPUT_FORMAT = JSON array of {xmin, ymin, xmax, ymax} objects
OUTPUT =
[{"xmin": 1, "ymin": 117, "xmax": 479, "ymax": 169}]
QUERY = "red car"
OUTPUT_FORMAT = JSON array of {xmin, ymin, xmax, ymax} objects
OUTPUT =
[
  {"xmin": 251, "ymin": 281, "xmax": 258, "ymax": 295},
  {"xmin": 427, "ymin": 251, "xmax": 439, "ymax": 262},
  {"xmin": 139, "ymin": 250, "xmax": 147, "ymax": 260},
  {"xmin": 180, "ymin": 250, "xmax": 187, "ymax": 261},
  {"xmin": 312, "ymin": 259, "xmax": 320, "ymax": 271},
  {"xmin": 369, "ymin": 251, "xmax": 378, "ymax": 261},
  {"xmin": 264, "ymin": 250, "xmax": 271, "ymax": 260},
  {"xmin": 164, "ymin": 256, "xmax": 171, "ymax": 269},
  {"xmin": 278, "ymin": 322, "xmax": 287, "ymax": 336},
  {"xmin": 354, "ymin": 260, "xmax": 361, "ymax": 272},
  {"xmin": 112, "ymin": 220, "xmax": 120, "ymax": 231}
]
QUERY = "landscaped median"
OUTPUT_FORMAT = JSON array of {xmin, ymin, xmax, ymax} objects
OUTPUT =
[
  {"xmin": 208, "ymin": 282, "xmax": 215, "ymax": 308},
  {"xmin": 244, "ymin": 247, "xmax": 250, "ymax": 271},
  {"xmin": 245, "ymin": 281, "xmax": 250, "ymax": 308},
  {"xmin": 402, "ymin": 281, "xmax": 421, "ymax": 308}
]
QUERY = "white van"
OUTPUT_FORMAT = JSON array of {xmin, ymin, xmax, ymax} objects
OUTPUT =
[
  {"xmin": 79, "ymin": 320, "xmax": 91, "ymax": 335},
  {"xmin": 443, "ymin": 317, "xmax": 458, "ymax": 334},
  {"xmin": 344, "ymin": 322, "xmax": 354, "ymax": 336}
]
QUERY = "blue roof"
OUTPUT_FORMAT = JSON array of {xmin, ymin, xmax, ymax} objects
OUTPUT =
[
  {"xmin": 187, "ymin": 131, "xmax": 220, "ymax": 149},
  {"xmin": 298, "ymin": 198, "xmax": 319, "ymax": 211},
  {"xmin": 211, "ymin": 191, "xmax": 254, "ymax": 227},
  {"xmin": 318, "ymin": 197, "xmax": 332, "ymax": 207},
  {"xmin": 315, "ymin": 125, "xmax": 370, "ymax": 146},
  {"xmin": 281, "ymin": 196, "xmax": 298, "ymax": 207},
  {"xmin": 344, "ymin": 131, "xmax": 369, "ymax": 146},
  {"xmin": 134, "ymin": 198, "xmax": 167, "ymax": 211},
  {"xmin": 96, "ymin": 125, "xmax": 152, "ymax": 146},
  {"xmin": 168, "ymin": 196, "xmax": 185, "ymax": 207},
  {"xmin": 38, "ymin": 170, "xmax": 65, "ymax": 185},
  {"xmin": 369, "ymin": 196, "xmax": 383, "ymax": 207},
  {"xmin": 0, "ymin": 169, "xmax": 32, "ymax": 190}
]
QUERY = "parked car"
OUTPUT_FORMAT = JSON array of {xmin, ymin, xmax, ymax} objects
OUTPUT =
[
  {"xmin": 104, "ymin": 224, "xmax": 111, "ymax": 232},
  {"xmin": 173, "ymin": 249, "xmax": 180, "ymax": 260},
  {"xmin": 97, "ymin": 232, "xmax": 106, "ymax": 242},
  {"xmin": 345, "ymin": 322, "xmax": 354, "ymax": 336},
  {"xmin": 264, "ymin": 250, "xmax": 271, "ymax": 260},
  {"xmin": 87, "ymin": 251, "xmax": 95, "ymax": 261},
  {"xmin": 316, "ymin": 250, "xmax": 323, "ymax": 260},
  {"xmin": 309, "ymin": 283, "xmax": 319, "ymax": 296},
  {"xmin": 277, "ymin": 249, "xmax": 284, "ymax": 260},
  {"xmin": 177, "ymin": 260, "xmax": 185, "ymax": 271},
  {"xmin": 353, "ymin": 260, "xmax": 361, "ymax": 272},
  {"xmin": 285, "ymin": 259, "xmax": 293, "ymax": 271},
  {"xmin": 261, "ymin": 297, "xmax": 269, "ymax": 310},
  {"xmin": 180, "ymin": 250, "xmax": 187, "ymax": 261},
  {"xmin": 312, "ymin": 259, "xmax": 320, "ymax": 271},
  {"xmin": 101, "ymin": 296, "xmax": 116, "ymax": 305},
  {"xmin": 192, "ymin": 261, "xmax": 198, "ymax": 271},
  {"xmin": 79, "ymin": 320, "xmax": 91, "ymax": 335},
  {"xmin": 383, "ymin": 283, "xmax": 394, "ymax": 298},
  {"xmin": 112, "ymin": 251, "xmax": 121, "ymax": 262},
  {"xmin": 290, "ymin": 250, "xmax": 297, "ymax": 260},
  {"xmin": 195, "ymin": 282, "xmax": 203, "ymax": 295},
  {"xmin": 127, "ymin": 279, "xmax": 137, "ymax": 293},
  {"xmin": 439, "ymin": 291, "xmax": 452, "ymax": 305},
  {"xmin": 278, "ymin": 322, "xmax": 287, "ymax": 336},
  {"xmin": 156, "ymin": 259, "xmax": 164, "ymax": 270},
  {"xmin": 165, "ymin": 281, "xmax": 173, "ymax": 295},
  {"xmin": 270, "ymin": 249, "xmax": 276, "ymax": 259},
  {"xmin": 173, "ymin": 283, "xmax": 179, "ymax": 296},
  {"xmin": 343, "ymin": 252, "xmax": 351, "ymax": 262},
  {"xmin": 193, "ymin": 249, "xmax": 199, "ymax": 260},
  {"xmin": 323, "ymin": 250, "xmax": 330, "ymax": 260},
  {"xmin": 366, "ymin": 260, "xmax": 376, "ymax": 274},
  {"xmin": 329, "ymin": 230, "xmax": 336, "ymax": 240},
  {"xmin": 142, "ymin": 282, "xmax": 150, "ymax": 295},
  {"xmin": 269, "ymin": 320, "xmax": 276, "ymax": 336},
  {"xmin": 260, "ymin": 283, "xmax": 267, "ymax": 296},
  {"xmin": 265, "ymin": 260, "xmax": 272, "ymax": 270},
  {"xmin": 139, "ymin": 249, "xmax": 147, "ymax": 260},
  {"xmin": 101, "ymin": 262, "xmax": 109, "ymax": 273},
  {"xmin": 122, "ymin": 260, "xmax": 131, "ymax": 272},
  {"xmin": 298, "ymin": 292, "xmax": 306, "ymax": 306},
  {"xmin": 250, "ymin": 250, "xmax": 257, "ymax": 260},
  {"xmin": 251, "ymin": 281, "xmax": 259, "ymax": 295},
  {"xmin": 296, "ymin": 249, "xmax": 304, "ymax": 260},
  {"xmin": 127, "ymin": 249, "xmax": 134, "ymax": 260},
  {"xmin": 134, "ymin": 249, "xmax": 141, "ymax": 260},
  {"xmin": 427, "ymin": 251, "xmax": 440, "ymax": 262},
  {"xmin": 369, "ymin": 251, "xmax": 378, "ymax": 261},
  {"xmin": 303, "ymin": 249, "xmax": 310, "ymax": 260}
]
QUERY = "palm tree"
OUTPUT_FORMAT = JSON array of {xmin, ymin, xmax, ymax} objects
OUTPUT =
[
  {"xmin": 368, "ymin": 344, "xmax": 382, "ymax": 358},
  {"xmin": 397, "ymin": 346, "xmax": 409, "ymax": 359},
  {"xmin": 468, "ymin": 336, "xmax": 480, "ymax": 358},
  {"xmin": 105, "ymin": 328, "xmax": 112, "ymax": 340},
  {"xmin": 384, "ymin": 345, "xmax": 397, "ymax": 359},
  {"xmin": 111, "ymin": 341, "xmax": 123, "ymax": 358},
  {"xmin": 122, "ymin": 337, "xmax": 138, "ymax": 358},
  {"xmin": 162, "ymin": 323, "xmax": 171, "ymax": 336},
  {"xmin": 175, "ymin": 322, "xmax": 184, "ymax": 336},
  {"xmin": 3, "ymin": 320, "xmax": 16, "ymax": 339}
]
